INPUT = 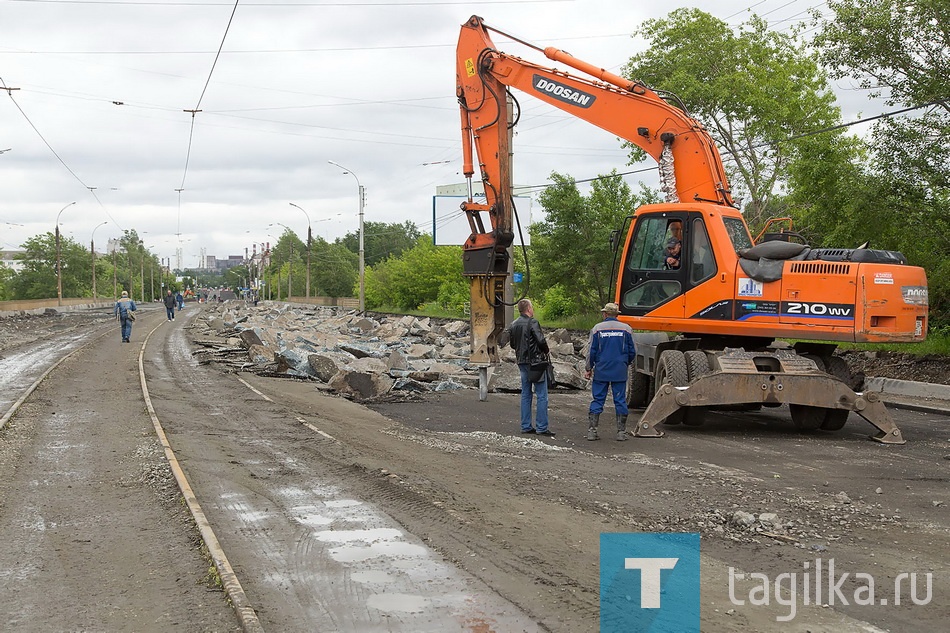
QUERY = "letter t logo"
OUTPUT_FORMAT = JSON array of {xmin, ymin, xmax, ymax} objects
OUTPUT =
[{"xmin": 624, "ymin": 558, "xmax": 679, "ymax": 608}]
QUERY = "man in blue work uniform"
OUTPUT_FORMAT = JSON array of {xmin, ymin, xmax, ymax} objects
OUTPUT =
[{"xmin": 585, "ymin": 302, "xmax": 635, "ymax": 441}]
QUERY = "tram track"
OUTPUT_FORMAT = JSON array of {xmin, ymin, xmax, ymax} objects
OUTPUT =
[{"xmin": 0, "ymin": 306, "xmax": 261, "ymax": 630}]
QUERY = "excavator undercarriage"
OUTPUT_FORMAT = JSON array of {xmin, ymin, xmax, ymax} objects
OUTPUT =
[{"xmin": 628, "ymin": 343, "xmax": 905, "ymax": 444}]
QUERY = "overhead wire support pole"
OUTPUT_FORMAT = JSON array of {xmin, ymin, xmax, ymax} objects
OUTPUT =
[{"xmin": 328, "ymin": 161, "xmax": 365, "ymax": 313}]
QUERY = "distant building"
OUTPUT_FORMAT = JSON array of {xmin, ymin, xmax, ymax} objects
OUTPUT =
[
  {"xmin": 0, "ymin": 250, "xmax": 26, "ymax": 272},
  {"xmin": 196, "ymin": 254, "xmax": 246, "ymax": 271},
  {"xmin": 220, "ymin": 255, "xmax": 244, "ymax": 270}
]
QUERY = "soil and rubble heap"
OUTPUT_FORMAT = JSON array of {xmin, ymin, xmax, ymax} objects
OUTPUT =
[
  {"xmin": 190, "ymin": 303, "xmax": 594, "ymax": 400},
  {"xmin": 189, "ymin": 302, "xmax": 950, "ymax": 396}
]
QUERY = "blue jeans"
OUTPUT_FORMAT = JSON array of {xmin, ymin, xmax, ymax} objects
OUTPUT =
[
  {"xmin": 166, "ymin": 306, "xmax": 175, "ymax": 320},
  {"xmin": 518, "ymin": 364, "xmax": 549, "ymax": 432},
  {"xmin": 120, "ymin": 317, "xmax": 133, "ymax": 341},
  {"xmin": 590, "ymin": 380, "xmax": 628, "ymax": 416}
]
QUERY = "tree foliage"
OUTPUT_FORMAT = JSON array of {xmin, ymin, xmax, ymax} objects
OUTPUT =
[
  {"xmin": 814, "ymin": 0, "xmax": 950, "ymax": 192},
  {"xmin": 338, "ymin": 221, "xmax": 421, "ymax": 268},
  {"xmin": 363, "ymin": 236, "xmax": 463, "ymax": 311},
  {"xmin": 813, "ymin": 0, "xmax": 950, "ymax": 321},
  {"xmin": 530, "ymin": 171, "xmax": 659, "ymax": 313},
  {"xmin": 622, "ymin": 9, "xmax": 843, "ymax": 231}
]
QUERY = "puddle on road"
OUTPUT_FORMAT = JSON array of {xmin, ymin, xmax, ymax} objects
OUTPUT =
[
  {"xmin": 365, "ymin": 592, "xmax": 430, "ymax": 613},
  {"xmin": 218, "ymin": 482, "xmax": 540, "ymax": 631}
]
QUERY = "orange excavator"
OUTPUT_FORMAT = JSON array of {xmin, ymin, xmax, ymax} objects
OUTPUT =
[{"xmin": 456, "ymin": 15, "xmax": 929, "ymax": 443}]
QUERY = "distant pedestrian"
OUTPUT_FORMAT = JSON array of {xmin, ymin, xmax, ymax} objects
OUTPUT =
[
  {"xmin": 176, "ymin": 291, "xmax": 184, "ymax": 310},
  {"xmin": 585, "ymin": 302, "xmax": 635, "ymax": 441},
  {"xmin": 114, "ymin": 290, "xmax": 137, "ymax": 343},
  {"xmin": 506, "ymin": 298, "xmax": 554, "ymax": 436},
  {"xmin": 163, "ymin": 290, "xmax": 176, "ymax": 321}
]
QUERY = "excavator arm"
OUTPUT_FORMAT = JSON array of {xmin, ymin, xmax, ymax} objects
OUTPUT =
[{"xmin": 456, "ymin": 15, "xmax": 734, "ymax": 367}]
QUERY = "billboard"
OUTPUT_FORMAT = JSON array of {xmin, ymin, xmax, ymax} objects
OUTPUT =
[{"xmin": 432, "ymin": 194, "xmax": 533, "ymax": 246}]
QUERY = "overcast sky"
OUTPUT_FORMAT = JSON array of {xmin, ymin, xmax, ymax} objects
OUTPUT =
[{"xmin": 2, "ymin": 0, "xmax": 873, "ymax": 269}]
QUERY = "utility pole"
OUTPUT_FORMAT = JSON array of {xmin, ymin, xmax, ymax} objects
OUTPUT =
[
  {"xmin": 139, "ymin": 242, "xmax": 145, "ymax": 303},
  {"xmin": 55, "ymin": 201, "xmax": 76, "ymax": 305}
]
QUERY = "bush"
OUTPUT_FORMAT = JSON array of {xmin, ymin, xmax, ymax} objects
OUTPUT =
[
  {"xmin": 539, "ymin": 284, "xmax": 577, "ymax": 320},
  {"xmin": 436, "ymin": 279, "xmax": 470, "ymax": 316}
]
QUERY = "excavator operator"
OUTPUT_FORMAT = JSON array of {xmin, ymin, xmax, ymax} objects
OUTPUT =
[{"xmin": 664, "ymin": 238, "xmax": 682, "ymax": 269}]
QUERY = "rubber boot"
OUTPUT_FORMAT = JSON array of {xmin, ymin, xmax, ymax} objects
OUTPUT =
[
  {"xmin": 587, "ymin": 413, "xmax": 600, "ymax": 441},
  {"xmin": 616, "ymin": 414, "xmax": 628, "ymax": 441}
]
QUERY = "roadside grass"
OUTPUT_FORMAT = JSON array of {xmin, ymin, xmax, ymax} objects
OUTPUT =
[{"xmin": 837, "ymin": 331, "xmax": 950, "ymax": 355}]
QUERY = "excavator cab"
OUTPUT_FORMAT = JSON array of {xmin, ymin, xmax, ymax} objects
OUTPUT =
[{"xmin": 618, "ymin": 210, "xmax": 722, "ymax": 317}]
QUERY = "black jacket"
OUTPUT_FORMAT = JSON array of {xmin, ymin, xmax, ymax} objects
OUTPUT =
[
  {"xmin": 508, "ymin": 315, "xmax": 549, "ymax": 365},
  {"xmin": 163, "ymin": 294, "xmax": 176, "ymax": 309}
]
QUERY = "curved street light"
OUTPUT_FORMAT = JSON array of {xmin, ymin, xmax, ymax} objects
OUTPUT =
[
  {"xmin": 55, "ymin": 201, "xmax": 77, "ymax": 305},
  {"xmin": 269, "ymin": 222, "xmax": 294, "ymax": 299},
  {"xmin": 289, "ymin": 202, "xmax": 312, "ymax": 298},
  {"xmin": 328, "ymin": 160, "xmax": 365, "ymax": 312},
  {"xmin": 91, "ymin": 221, "xmax": 108, "ymax": 299}
]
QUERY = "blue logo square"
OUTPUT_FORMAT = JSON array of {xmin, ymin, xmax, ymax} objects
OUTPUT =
[{"xmin": 600, "ymin": 532, "xmax": 700, "ymax": 633}]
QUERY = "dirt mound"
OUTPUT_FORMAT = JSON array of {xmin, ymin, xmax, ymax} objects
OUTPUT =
[{"xmin": 839, "ymin": 349, "xmax": 950, "ymax": 386}]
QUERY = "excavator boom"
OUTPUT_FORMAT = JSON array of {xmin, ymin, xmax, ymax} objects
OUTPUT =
[{"xmin": 456, "ymin": 15, "xmax": 733, "ymax": 367}]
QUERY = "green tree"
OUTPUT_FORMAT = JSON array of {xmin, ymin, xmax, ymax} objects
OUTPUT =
[
  {"xmin": 312, "ymin": 240, "xmax": 358, "ymax": 298},
  {"xmin": 531, "ymin": 171, "xmax": 658, "ymax": 313},
  {"xmin": 363, "ymin": 236, "xmax": 462, "ymax": 310},
  {"xmin": 265, "ymin": 229, "xmax": 305, "ymax": 299},
  {"xmin": 814, "ymin": 0, "xmax": 950, "ymax": 191},
  {"xmin": 0, "ymin": 262, "xmax": 14, "ymax": 301},
  {"xmin": 813, "ymin": 0, "xmax": 950, "ymax": 322},
  {"xmin": 11, "ymin": 232, "xmax": 92, "ymax": 299},
  {"xmin": 338, "ymin": 221, "xmax": 421, "ymax": 267},
  {"xmin": 623, "ymin": 9, "xmax": 843, "ymax": 231}
]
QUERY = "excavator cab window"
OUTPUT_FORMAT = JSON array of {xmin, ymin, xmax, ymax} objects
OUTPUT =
[
  {"xmin": 626, "ymin": 216, "xmax": 671, "ymax": 270},
  {"xmin": 689, "ymin": 218, "xmax": 716, "ymax": 284},
  {"xmin": 722, "ymin": 216, "xmax": 753, "ymax": 252},
  {"xmin": 620, "ymin": 215, "xmax": 684, "ymax": 312}
]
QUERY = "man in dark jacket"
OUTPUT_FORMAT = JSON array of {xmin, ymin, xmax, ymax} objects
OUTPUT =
[
  {"xmin": 163, "ymin": 289, "xmax": 176, "ymax": 321},
  {"xmin": 585, "ymin": 302, "xmax": 636, "ymax": 441},
  {"xmin": 507, "ymin": 298, "xmax": 553, "ymax": 436}
]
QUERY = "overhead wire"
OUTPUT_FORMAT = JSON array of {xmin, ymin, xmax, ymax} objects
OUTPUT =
[
  {"xmin": 177, "ymin": 0, "xmax": 241, "ymax": 246},
  {"xmin": 0, "ymin": 74, "xmax": 121, "ymax": 229}
]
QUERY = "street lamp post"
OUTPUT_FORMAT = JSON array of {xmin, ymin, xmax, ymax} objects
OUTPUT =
[
  {"xmin": 55, "ymin": 201, "xmax": 77, "ymax": 305},
  {"xmin": 139, "ymin": 241, "xmax": 145, "ymax": 304},
  {"xmin": 269, "ymin": 223, "xmax": 294, "ymax": 300},
  {"xmin": 147, "ymin": 245, "xmax": 157, "ymax": 301},
  {"xmin": 90, "ymin": 221, "xmax": 107, "ymax": 299},
  {"xmin": 328, "ymin": 160, "xmax": 364, "ymax": 312},
  {"xmin": 289, "ymin": 203, "xmax": 312, "ymax": 299},
  {"xmin": 267, "ymin": 235, "xmax": 281, "ymax": 300}
]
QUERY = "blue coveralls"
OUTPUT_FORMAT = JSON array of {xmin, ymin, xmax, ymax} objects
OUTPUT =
[{"xmin": 586, "ymin": 317, "xmax": 635, "ymax": 415}]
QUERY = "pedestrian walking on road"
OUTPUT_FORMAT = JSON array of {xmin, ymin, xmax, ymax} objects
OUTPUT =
[
  {"xmin": 114, "ymin": 290, "xmax": 137, "ymax": 343},
  {"xmin": 176, "ymin": 291, "xmax": 184, "ymax": 311},
  {"xmin": 585, "ymin": 302, "xmax": 635, "ymax": 441},
  {"xmin": 163, "ymin": 290, "xmax": 176, "ymax": 321},
  {"xmin": 506, "ymin": 298, "xmax": 554, "ymax": 436}
]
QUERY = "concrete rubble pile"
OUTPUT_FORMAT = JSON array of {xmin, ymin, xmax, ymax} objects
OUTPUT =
[{"xmin": 194, "ymin": 303, "xmax": 591, "ymax": 401}]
